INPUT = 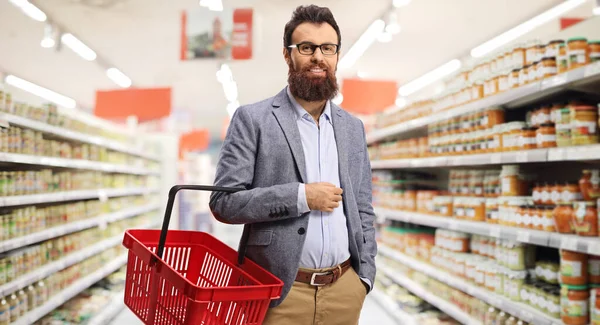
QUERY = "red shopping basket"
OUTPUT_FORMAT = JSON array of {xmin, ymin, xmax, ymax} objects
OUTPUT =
[{"xmin": 122, "ymin": 185, "xmax": 284, "ymax": 325}]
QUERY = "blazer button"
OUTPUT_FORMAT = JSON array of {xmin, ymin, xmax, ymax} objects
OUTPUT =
[{"xmin": 297, "ymin": 227, "xmax": 306, "ymax": 235}]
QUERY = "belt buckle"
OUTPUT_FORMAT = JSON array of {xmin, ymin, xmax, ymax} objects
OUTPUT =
[{"xmin": 310, "ymin": 271, "xmax": 331, "ymax": 286}]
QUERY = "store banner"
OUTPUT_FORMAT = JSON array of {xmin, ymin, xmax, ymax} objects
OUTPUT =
[
  {"xmin": 179, "ymin": 129, "xmax": 210, "ymax": 158},
  {"xmin": 340, "ymin": 78, "xmax": 397, "ymax": 115},
  {"xmin": 181, "ymin": 8, "xmax": 253, "ymax": 60},
  {"xmin": 94, "ymin": 87, "xmax": 171, "ymax": 122}
]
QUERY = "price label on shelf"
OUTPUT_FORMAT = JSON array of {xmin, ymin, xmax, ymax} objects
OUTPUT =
[
  {"xmin": 517, "ymin": 231, "xmax": 530, "ymax": 243},
  {"xmin": 516, "ymin": 152, "xmax": 528, "ymax": 163},
  {"xmin": 98, "ymin": 219, "xmax": 108, "ymax": 230},
  {"xmin": 98, "ymin": 190, "xmax": 108, "ymax": 203},
  {"xmin": 489, "ymin": 228, "xmax": 501, "ymax": 238},
  {"xmin": 587, "ymin": 241, "xmax": 600, "ymax": 255},
  {"xmin": 491, "ymin": 154, "xmax": 502, "ymax": 164},
  {"xmin": 584, "ymin": 61, "xmax": 600, "ymax": 77},
  {"xmin": 548, "ymin": 148, "xmax": 566, "ymax": 161},
  {"xmin": 561, "ymin": 237, "xmax": 578, "ymax": 251}
]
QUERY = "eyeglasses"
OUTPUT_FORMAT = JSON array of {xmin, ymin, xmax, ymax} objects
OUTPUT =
[{"xmin": 288, "ymin": 42, "xmax": 340, "ymax": 56}]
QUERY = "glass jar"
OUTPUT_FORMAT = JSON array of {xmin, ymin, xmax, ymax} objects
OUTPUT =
[
  {"xmin": 568, "ymin": 37, "xmax": 589, "ymax": 70},
  {"xmin": 561, "ymin": 250, "xmax": 589, "ymax": 286},
  {"xmin": 580, "ymin": 169, "xmax": 600, "ymax": 201},
  {"xmin": 562, "ymin": 183, "xmax": 582, "ymax": 204},
  {"xmin": 546, "ymin": 40, "xmax": 565, "ymax": 60},
  {"xmin": 538, "ymin": 57, "xmax": 557, "ymax": 79},
  {"xmin": 527, "ymin": 63, "xmax": 537, "ymax": 83},
  {"xmin": 536, "ymin": 123, "xmax": 557, "ymax": 148},
  {"xmin": 590, "ymin": 256, "xmax": 600, "ymax": 285},
  {"xmin": 519, "ymin": 126, "xmax": 537, "ymax": 150},
  {"xmin": 509, "ymin": 69, "xmax": 520, "ymax": 88},
  {"xmin": 542, "ymin": 206, "xmax": 557, "ymax": 232},
  {"xmin": 571, "ymin": 105, "xmax": 599, "ymax": 146},
  {"xmin": 554, "ymin": 203, "xmax": 575, "ymax": 234},
  {"xmin": 503, "ymin": 122, "xmax": 527, "ymax": 151},
  {"xmin": 590, "ymin": 41, "xmax": 600, "ymax": 63},
  {"xmin": 572, "ymin": 201, "xmax": 598, "ymax": 236},
  {"xmin": 519, "ymin": 65, "xmax": 529, "ymax": 86},
  {"xmin": 558, "ymin": 44, "xmax": 569, "ymax": 74},
  {"xmin": 561, "ymin": 285, "xmax": 590, "ymax": 325},
  {"xmin": 557, "ymin": 107, "xmax": 573, "ymax": 147},
  {"xmin": 486, "ymin": 198, "xmax": 499, "ymax": 224}
]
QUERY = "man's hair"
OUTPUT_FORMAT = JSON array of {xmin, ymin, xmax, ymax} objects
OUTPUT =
[{"xmin": 283, "ymin": 5, "xmax": 341, "ymax": 50}]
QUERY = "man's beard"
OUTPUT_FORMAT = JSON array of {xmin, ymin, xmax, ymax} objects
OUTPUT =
[{"xmin": 288, "ymin": 61, "xmax": 339, "ymax": 102}]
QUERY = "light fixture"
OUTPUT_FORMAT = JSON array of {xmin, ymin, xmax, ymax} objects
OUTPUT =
[
  {"xmin": 470, "ymin": 0, "xmax": 587, "ymax": 58},
  {"xmin": 199, "ymin": 0, "xmax": 223, "ymax": 11},
  {"xmin": 339, "ymin": 19, "xmax": 385, "ymax": 70},
  {"xmin": 5, "ymin": 75, "xmax": 76, "ymax": 108},
  {"xmin": 226, "ymin": 100, "xmax": 240, "ymax": 118},
  {"xmin": 9, "ymin": 0, "xmax": 47, "ymax": 22},
  {"xmin": 594, "ymin": 0, "xmax": 600, "ymax": 15},
  {"xmin": 398, "ymin": 59, "xmax": 462, "ymax": 97},
  {"xmin": 41, "ymin": 24, "xmax": 57, "ymax": 49},
  {"xmin": 61, "ymin": 33, "xmax": 97, "ymax": 61},
  {"xmin": 395, "ymin": 97, "xmax": 407, "ymax": 108},
  {"xmin": 385, "ymin": 12, "xmax": 401, "ymax": 35},
  {"xmin": 357, "ymin": 71, "xmax": 368, "ymax": 78},
  {"xmin": 332, "ymin": 93, "xmax": 343, "ymax": 105},
  {"xmin": 377, "ymin": 31, "xmax": 393, "ymax": 43},
  {"xmin": 106, "ymin": 68, "xmax": 132, "ymax": 88},
  {"xmin": 393, "ymin": 0, "xmax": 411, "ymax": 8}
]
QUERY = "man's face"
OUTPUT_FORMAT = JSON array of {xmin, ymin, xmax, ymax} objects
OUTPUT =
[{"xmin": 285, "ymin": 22, "xmax": 340, "ymax": 102}]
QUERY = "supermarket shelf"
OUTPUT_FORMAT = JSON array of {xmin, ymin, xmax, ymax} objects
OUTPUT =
[
  {"xmin": 0, "ymin": 187, "xmax": 159, "ymax": 207},
  {"xmin": 378, "ymin": 245, "xmax": 562, "ymax": 325},
  {"xmin": 87, "ymin": 290, "xmax": 126, "ymax": 325},
  {"xmin": 377, "ymin": 264, "xmax": 482, "ymax": 325},
  {"xmin": 370, "ymin": 288, "xmax": 417, "ymax": 325},
  {"xmin": 0, "ymin": 112, "xmax": 161, "ymax": 162},
  {"xmin": 377, "ymin": 207, "xmax": 600, "ymax": 255},
  {"xmin": 13, "ymin": 254, "xmax": 128, "ymax": 325},
  {"xmin": 0, "ymin": 152, "xmax": 159, "ymax": 175},
  {"xmin": 371, "ymin": 145, "xmax": 600, "ymax": 169},
  {"xmin": 367, "ymin": 62, "xmax": 600, "ymax": 144},
  {"xmin": 0, "ymin": 203, "xmax": 160, "ymax": 253}
]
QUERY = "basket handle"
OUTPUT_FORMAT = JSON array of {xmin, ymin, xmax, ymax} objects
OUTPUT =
[{"xmin": 154, "ymin": 185, "xmax": 247, "ymax": 266}]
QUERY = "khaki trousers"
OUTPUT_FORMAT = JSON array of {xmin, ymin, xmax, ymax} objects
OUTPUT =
[{"xmin": 263, "ymin": 265, "xmax": 367, "ymax": 325}]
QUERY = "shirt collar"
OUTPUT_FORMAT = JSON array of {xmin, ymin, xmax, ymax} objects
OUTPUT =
[{"xmin": 286, "ymin": 86, "xmax": 332, "ymax": 122}]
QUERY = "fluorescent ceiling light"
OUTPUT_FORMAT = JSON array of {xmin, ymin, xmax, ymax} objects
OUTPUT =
[
  {"xmin": 594, "ymin": 6, "xmax": 600, "ymax": 15},
  {"xmin": 385, "ymin": 23, "xmax": 401, "ymax": 35},
  {"xmin": 377, "ymin": 31, "xmax": 393, "ymax": 43},
  {"xmin": 339, "ymin": 19, "xmax": 385, "ymax": 70},
  {"xmin": 200, "ymin": 0, "xmax": 223, "ymax": 11},
  {"xmin": 393, "ymin": 0, "xmax": 411, "ymax": 8},
  {"xmin": 40, "ymin": 38, "xmax": 55, "ymax": 48},
  {"xmin": 9, "ymin": 0, "xmax": 47, "ymax": 22},
  {"xmin": 398, "ymin": 59, "xmax": 461, "ymax": 97},
  {"xmin": 61, "ymin": 33, "xmax": 97, "ymax": 61},
  {"xmin": 5, "ymin": 75, "xmax": 76, "ymax": 108},
  {"xmin": 226, "ymin": 100, "xmax": 240, "ymax": 118},
  {"xmin": 332, "ymin": 93, "xmax": 343, "ymax": 105},
  {"xmin": 106, "ymin": 68, "xmax": 132, "ymax": 88},
  {"xmin": 395, "ymin": 97, "xmax": 407, "ymax": 108},
  {"xmin": 471, "ymin": 0, "xmax": 587, "ymax": 58}
]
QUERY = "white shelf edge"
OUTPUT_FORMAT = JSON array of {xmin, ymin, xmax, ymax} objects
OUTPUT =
[
  {"xmin": 377, "ymin": 266, "xmax": 482, "ymax": 325},
  {"xmin": 370, "ymin": 288, "xmax": 418, "ymax": 325},
  {"xmin": 0, "ymin": 203, "xmax": 160, "ymax": 253},
  {"xmin": 13, "ymin": 254, "xmax": 128, "ymax": 325},
  {"xmin": 376, "ymin": 207, "xmax": 600, "ymax": 255},
  {"xmin": 0, "ymin": 187, "xmax": 159, "ymax": 207},
  {"xmin": 0, "ymin": 113, "xmax": 161, "ymax": 162},
  {"xmin": 0, "ymin": 152, "xmax": 159, "ymax": 175},
  {"xmin": 87, "ymin": 290, "xmax": 126, "ymax": 325},
  {"xmin": 378, "ymin": 244, "xmax": 562, "ymax": 325},
  {"xmin": 371, "ymin": 144, "xmax": 600, "ymax": 169},
  {"xmin": 367, "ymin": 63, "xmax": 600, "ymax": 144}
]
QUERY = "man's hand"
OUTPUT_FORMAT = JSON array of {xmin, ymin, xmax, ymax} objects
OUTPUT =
[{"xmin": 305, "ymin": 182, "xmax": 343, "ymax": 212}]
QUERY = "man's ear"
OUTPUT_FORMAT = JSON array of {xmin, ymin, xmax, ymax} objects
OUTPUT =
[{"xmin": 283, "ymin": 47, "xmax": 292, "ymax": 66}]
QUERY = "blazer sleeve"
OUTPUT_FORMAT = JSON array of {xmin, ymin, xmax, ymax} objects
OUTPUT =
[
  {"xmin": 209, "ymin": 106, "xmax": 303, "ymax": 224},
  {"xmin": 356, "ymin": 121, "xmax": 377, "ymax": 290}
]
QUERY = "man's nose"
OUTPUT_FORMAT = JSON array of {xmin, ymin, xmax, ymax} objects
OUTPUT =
[{"xmin": 311, "ymin": 48, "xmax": 324, "ymax": 62}]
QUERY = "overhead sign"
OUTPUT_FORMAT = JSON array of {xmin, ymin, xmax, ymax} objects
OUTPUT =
[{"xmin": 181, "ymin": 8, "xmax": 253, "ymax": 60}]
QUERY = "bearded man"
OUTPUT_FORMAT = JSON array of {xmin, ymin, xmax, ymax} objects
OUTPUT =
[{"xmin": 209, "ymin": 5, "xmax": 377, "ymax": 325}]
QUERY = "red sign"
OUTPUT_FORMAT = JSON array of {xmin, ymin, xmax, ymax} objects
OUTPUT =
[{"xmin": 231, "ymin": 9, "xmax": 253, "ymax": 60}]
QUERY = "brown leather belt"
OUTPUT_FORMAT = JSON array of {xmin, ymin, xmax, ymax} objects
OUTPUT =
[{"xmin": 295, "ymin": 259, "xmax": 351, "ymax": 286}]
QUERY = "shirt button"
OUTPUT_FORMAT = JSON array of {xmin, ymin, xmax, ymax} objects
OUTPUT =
[{"xmin": 298, "ymin": 227, "xmax": 306, "ymax": 235}]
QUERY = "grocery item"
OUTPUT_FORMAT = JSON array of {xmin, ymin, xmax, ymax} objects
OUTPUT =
[
  {"xmin": 572, "ymin": 201, "xmax": 598, "ymax": 236},
  {"xmin": 591, "ymin": 256, "xmax": 600, "ymax": 285},
  {"xmin": 561, "ymin": 285, "xmax": 589, "ymax": 325},
  {"xmin": 0, "ymin": 297, "xmax": 8, "ymax": 325},
  {"xmin": 500, "ymin": 165, "xmax": 528, "ymax": 196},
  {"xmin": 536, "ymin": 124, "xmax": 557, "ymax": 148},
  {"xmin": 17, "ymin": 290, "xmax": 27, "ymax": 317},
  {"xmin": 561, "ymin": 250, "xmax": 589, "ymax": 285},
  {"xmin": 571, "ymin": 105, "xmax": 599, "ymax": 145},
  {"xmin": 8, "ymin": 294, "xmax": 18, "ymax": 323},
  {"xmin": 591, "ymin": 41, "xmax": 600, "ymax": 63},
  {"xmin": 567, "ymin": 37, "xmax": 589, "ymax": 70},
  {"xmin": 580, "ymin": 169, "xmax": 600, "ymax": 201},
  {"xmin": 553, "ymin": 203, "xmax": 574, "ymax": 234}
]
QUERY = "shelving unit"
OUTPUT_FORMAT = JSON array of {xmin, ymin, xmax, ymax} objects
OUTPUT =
[
  {"xmin": 378, "ymin": 244, "xmax": 562, "ymax": 325},
  {"xmin": 377, "ymin": 208, "xmax": 600, "ymax": 254},
  {"xmin": 87, "ymin": 290, "xmax": 126, "ymax": 325},
  {"xmin": 0, "ymin": 152, "xmax": 159, "ymax": 175},
  {"xmin": 0, "ymin": 187, "xmax": 158, "ymax": 207},
  {"xmin": 370, "ymin": 288, "xmax": 418, "ymax": 325},
  {"xmin": 367, "ymin": 62, "xmax": 600, "ymax": 144},
  {"xmin": 377, "ymin": 264, "xmax": 482, "ymax": 325},
  {"xmin": 12, "ymin": 254, "xmax": 129, "ymax": 325},
  {"xmin": 0, "ymin": 112, "xmax": 160, "ymax": 161}
]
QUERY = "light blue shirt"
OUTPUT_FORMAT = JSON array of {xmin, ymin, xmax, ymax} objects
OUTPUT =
[{"xmin": 286, "ymin": 87, "xmax": 351, "ymax": 271}]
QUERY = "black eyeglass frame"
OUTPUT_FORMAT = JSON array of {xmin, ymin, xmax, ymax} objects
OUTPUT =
[{"xmin": 287, "ymin": 42, "xmax": 341, "ymax": 56}]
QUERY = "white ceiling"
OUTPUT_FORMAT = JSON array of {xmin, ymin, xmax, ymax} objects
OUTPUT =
[{"xmin": 0, "ymin": 0, "xmax": 593, "ymax": 139}]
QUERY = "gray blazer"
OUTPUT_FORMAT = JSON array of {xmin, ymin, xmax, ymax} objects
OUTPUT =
[{"xmin": 209, "ymin": 87, "xmax": 377, "ymax": 307}]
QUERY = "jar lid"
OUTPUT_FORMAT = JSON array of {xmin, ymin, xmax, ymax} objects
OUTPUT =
[
  {"xmin": 522, "ymin": 126, "xmax": 538, "ymax": 131},
  {"xmin": 567, "ymin": 37, "xmax": 588, "ymax": 43},
  {"xmin": 589, "ymin": 40, "xmax": 600, "ymax": 45},
  {"xmin": 561, "ymin": 284, "xmax": 589, "ymax": 290},
  {"xmin": 541, "ymin": 56, "xmax": 556, "ymax": 62},
  {"xmin": 571, "ymin": 105, "xmax": 596, "ymax": 111},
  {"xmin": 591, "ymin": 284, "xmax": 600, "ymax": 288},
  {"xmin": 548, "ymin": 39, "xmax": 565, "ymax": 45},
  {"xmin": 539, "ymin": 123, "xmax": 555, "ymax": 128}
]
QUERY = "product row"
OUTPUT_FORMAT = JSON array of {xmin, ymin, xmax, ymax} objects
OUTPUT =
[
  {"xmin": 0, "ymin": 195, "xmax": 155, "ymax": 241},
  {"xmin": 378, "ymin": 257, "xmax": 532, "ymax": 325},
  {"xmin": 370, "ymin": 101, "xmax": 600, "ymax": 161},
  {"xmin": 380, "ymin": 223, "xmax": 600, "ymax": 325},
  {"xmin": 376, "ymin": 37, "xmax": 600, "ymax": 129},
  {"xmin": 0, "ymin": 245, "xmax": 125, "ymax": 325},
  {"xmin": 0, "ymin": 170, "xmax": 155, "ymax": 197},
  {"xmin": 0, "ymin": 213, "xmax": 152, "ymax": 287},
  {"xmin": 0, "ymin": 126, "xmax": 157, "ymax": 169}
]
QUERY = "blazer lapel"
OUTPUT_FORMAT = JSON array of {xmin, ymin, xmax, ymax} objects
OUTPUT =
[
  {"xmin": 272, "ymin": 88, "xmax": 307, "ymax": 183},
  {"xmin": 331, "ymin": 104, "xmax": 350, "ymax": 190}
]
